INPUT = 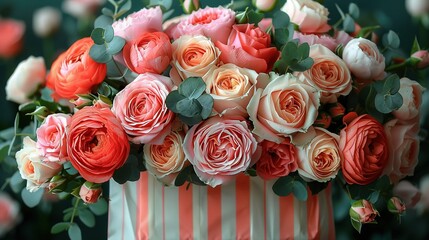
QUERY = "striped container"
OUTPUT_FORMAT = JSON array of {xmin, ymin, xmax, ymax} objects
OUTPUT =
[{"xmin": 108, "ymin": 172, "xmax": 335, "ymax": 240}]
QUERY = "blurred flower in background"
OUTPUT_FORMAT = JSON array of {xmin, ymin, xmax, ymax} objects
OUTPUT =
[
  {"xmin": 33, "ymin": 7, "xmax": 62, "ymax": 38},
  {"xmin": 62, "ymin": 0, "xmax": 105, "ymax": 18},
  {"xmin": 0, "ymin": 18, "xmax": 25, "ymax": 59},
  {"xmin": 0, "ymin": 193, "xmax": 20, "ymax": 238}
]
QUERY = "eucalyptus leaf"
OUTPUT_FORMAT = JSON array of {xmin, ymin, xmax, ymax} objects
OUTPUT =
[
  {"xmin": 178, "ymin": 115, "xmax": 203, "ymax": 126},
  {"xmin": 348, "ymin": 3, "xmax": 360, "ymax": 19},
  {"xmin": 382, "ymin": 30, "xmax": 400, "ymax": 49},
  {"xmin": 21, "ymin": 188, "xmax": 44, "ymax": 208},
  {"xmin": 91, "ymin": 28, "xmax": 106, "ymax": 45},
  {"xmin": 78, "ymin": 209, "xmax": 96, "ymax": 228},
  {"xmin": 274, "ymin": 28, "xmax": 289, "ymax": 46},
  {"xmin": 106, "ymin": 36, "xmax": 126, "ymax": 55},
  {"xmin": 343, "ymin": 15, "xmax": 355, "ymax": 33},
  {"xmin": 89, "ymin": 198, "xmax": 108, "ymax": 216},
  {"xmin": 101, "ymin": 7, "xmax": 114, "ymax": 17},
  {"xmin": 176, "ymin": 99, "xmax": 202, "ymax": 117},
  {"xmin": 272, "ymin": 176, "xmax": 294, "ymax": 196},
  {"xmin": 292, "ymin": 179, "xmax": 308, "ymax": 201},
  {"xmin": 383, "ymin": 74, "xmax": 400, "ymax": 94},
  {"xmin": 51, "ymin": 222, "xmax": 70, "ymax": 234},
  {"xmin": 297, "ymin": 42, "xmax": 310, "ymax": 59},
  {"xmin": 89, "ymin": 44, "xmax": 112, "ymax": 63},
  {"xmin": 273, "ymin": 11, "xmax": 290, "ymax": 29},
  {"xmin": 368, "ymin": 191, "xmax": 380, "ymax": 203},
  {"xmin": 290, "ymin": 57, "xmax": 314, "ymax": 72},
  {"xmin": 104, "ymin": 25, "xmax": 115, "ymax": 43},
  {"xmin": 196, "ymin": 94, "xmax": 214, "ymax": 119},
  {"xmin": 0, "ymin": 144, "xmax": 9, "ymax": 161},
  {"xmin": 375, "ymin": 94, "xmax": 393, "ymax": 113},
  {"xmin": 94, "ymin": 15, "xmax": 113, "ymax": 28},
  {"xmin": 247, "ymin": 10, "xmax": 264, "ymax": 25},
  {"xmin": 178, "ymin": 77, "xmax": 206, "ymax": 99},
  {"xmin": 165, "ymin": 90, "xmax": 186, "ymax": 112},
  {"xmin": 117, "ymin": 0, "xmax": 132, "ymax": 17},
  {"xmin": 68, "ymin": 223, "xmax": 82, "ymax": 240},
  {"xmin": 10, "ymin": 171, "xmax": 24, "ymax": 193}
]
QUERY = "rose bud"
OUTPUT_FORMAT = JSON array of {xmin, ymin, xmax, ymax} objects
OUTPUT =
[
  {"xmin": 387, "ymin": 197, "xmax": 406, "ymax": 215},
  {"xmin": 182, "ymin": 0, "xmax": 200, "ymax": 13},
  {"xmin": 48, "ymin": 175, "xmax": 67, "ymax": 193},
  {"xmin": 411, "ymin": 50, "xmax": 429, "ymax": 69},
  {"xmin": 79, "ymin": 181, "xmax": 102, "ymax": 204},
  {"xmin": 314, "ymin": 111, "xmax": 331, "ymax": 129},
  {"xmin": 350, "ymin": 199, "xmax": 379, "ymax": 224},
  {"xmin": 71, "ymin": 95, "xmax": 94, "ymax": 109},
  {"xmin": 252, "ymin": 0, "xmax": 277, "ymax": 12},
  {"xmin": 328, "ymin": 102, "xmax": 346, "ymax": 121}
]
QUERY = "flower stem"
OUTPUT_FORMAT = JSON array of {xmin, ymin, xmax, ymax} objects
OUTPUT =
[
  {"xmin": 0, "ymin": 178, "xmax": 10, "ymax": 191},
  {"xmin": 70, "ymin": 198, "xmax": 81, "ymax": 224},
  {"xmin": 111, "ymin": 60, "xmax": 127, "ymax": 84}
]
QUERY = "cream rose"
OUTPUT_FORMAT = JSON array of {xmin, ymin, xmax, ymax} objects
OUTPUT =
[
  {"xmin": 299, "ymin": 44, "xmax": 352, "ymax": 102},
  {"xmin": 297, "ymin": 127, "xmax": 342, "ymax": 182},
  {"xmin": 15, "ymin": 137, "xmax": 62, "ymax": 192},
  {"xmin": 5, "ymin": 56, "xmax": 46, "ymax": 104},
  {"xmin": 281, "ymin": 0, "xmax": 330, "ymax": 33},
  {"xmin": 144, "ymin": 131, "xmax": 187, "ymax": 185},
  {"xmin": 204, "ymin": 63, "xmax": 259, "ymax": 117},
  {"xmin": 247, "ymin": 73, "xmax": 320, "ymax": 143},
  {"xmin": 171, "ymin": 35, "xmax": 220, "ymax": 82},
  {"xmin": 392, "ymin": 78, "xmax": 425, "ymax": 122}
]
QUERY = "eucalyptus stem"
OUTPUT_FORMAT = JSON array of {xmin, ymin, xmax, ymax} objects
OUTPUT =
[
  {"xmin": 336, "ymin": 177, "xmax": 353, "ymax": 201},
  {"xmin": 70, "ymin": 198, "xmax": 81, "ymax": 224},
  {"xmin": 0, "ymin": 178, "xmax": 10, "ymax": 191},
  {"xmin": 111, "ymin": 60, "xmax": 127, "ymax": 84}
]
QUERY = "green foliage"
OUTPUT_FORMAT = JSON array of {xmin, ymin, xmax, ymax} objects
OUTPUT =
[
  {"xmin": 411, "ymin": 37, "xmax": 421, "ymax": 54},
  {"xmin": 272, "ymin": 11, "xmax": 294, "ymax": 48},
  {"xmin": 21, "ymin": 188, "xmax": 44, "ymax": 208},
  {"xmin": 113, "ymin": 154, "xmax": 143, "ymax": 184},
  {"xmin": 68, "ymin": 223, "xmax": 82, "ymax": 240},
  {"xmin": 382, "ymin": 30, "xmax": 400, "ymax": 49},
  {"xmin": 78, "ymin": 208, "xmax": 95, "ymax": 228},
  {"xmin": 51, "ymin": 222, "xmax": 70, "ymax": 234},
  {"xmin": 88, "ymin": 198, "xmax": 108, "ymax": 216},
  {"xmin": 348, "ymin": 3, "xmax": 360, "ymax": 19},
  {"xmin": 174, "ymin": 165, "xmax": 206, "ymax": 187},
  {"xmin": 272, "ymin": 175, "xmax": 308, "ymax": 201},
  {"xmin": 273, "ymin": 41, "xmax": 314, "ymax": 74},
  {"xmin": 235, "ymin": 7, "xmax": 264, "ymax": 25}
]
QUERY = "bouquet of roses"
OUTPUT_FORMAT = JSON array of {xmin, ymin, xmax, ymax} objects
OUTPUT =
[{"xmin": 3, "ymin": 0, "xmax": 427, "ymax": 238}]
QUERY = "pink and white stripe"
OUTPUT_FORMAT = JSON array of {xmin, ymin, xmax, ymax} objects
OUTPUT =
[{"xmin": 108, "ymin": 172, "xmax": 335, "ymax": 240}]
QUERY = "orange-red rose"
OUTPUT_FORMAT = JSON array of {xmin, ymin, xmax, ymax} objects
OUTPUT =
[
  {"xmin": 47, "ymin": 37, "xmax": 106, "ymax": 100},
  {"xmin": 67, "ymin": 106, "xmax": 130, "ymax": 183},
  {"xmin": 339, "ymin": 114, "xmax": 389, "ymax": 185}
]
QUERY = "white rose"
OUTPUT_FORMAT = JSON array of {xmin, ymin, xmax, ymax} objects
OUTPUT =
[
  {"xmin": 342, "ymin": 38, "xmax": 385, "ymax": 81},
  {"xmin": 392, "ymin": 78, "xmax": 425, "ymax": 122},
  {"xmin": 281, "ymin": 0, "xmax": 330, "ymax": 33},
  {"xmin": 406, "ymin": 0, "xmax": 429, "ymax": 17},
  {"xmin": 33, "ymin": 7, "xmax": 62, "ymax": 37},
  {"xmin": 5, "ymin": 56, "xmax": 46, "ymax": 104}
]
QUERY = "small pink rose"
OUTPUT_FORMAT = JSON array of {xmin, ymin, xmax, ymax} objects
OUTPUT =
[{"xmin": 293, "ymin": 32, "xmax": 338, "ymax": 52}]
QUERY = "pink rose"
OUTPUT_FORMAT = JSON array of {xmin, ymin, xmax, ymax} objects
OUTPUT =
[
  {"xmin": 0, "ymin": 19, "xmax": 25, "ymax": 58},
  {"xmin": 393, "ymin": 180, "xmax": 421, "ymax": 208},
  {"xmin": 293, "ymin": 31, "xmax": 338, "ymax": 52},
  {"xmin": 392, "ymin": 78, "xmax": 425, "ymax": 122},
  {"xmin": 183, "ymin": 116, "xmax": 259, "ymax": 187},
  {"xmin": 168, "ymin": 6, "xmax": 235, "ymax": 44},
  {"xmin": 299, "ymin": 44, "xmax": 352, "ymax": 103},
  {"xmin": 256, "ymin": 138, "xmax": 299, "ymax": 180},
  {"xmin": 79, "ymin": 182, "xmax": 102, "ymax": 204},
  {"xmin": 339, "ymin": 114, "xmax": 389, "ymax": 185},
  {"xmin": 5, "ymin": 56, "xmax": 46, "ymax": 104},
  {"xmin": 350, "ymin": 200, "xmax": 379, "ymax": 223},
  {"xmin": 36, "ymin": 113, "xmax": 71, "ymax": 162},
  {"xmin": 334, "ymin": 30, "xmax": 354, "ymax": 47},
  {"xmin": 67, "ymin": 106, "xmax": 130, "ymax": 183},
  {"xmin": 171, "ymin": 35, "xmax": 220, "ymax": 82},
  {"xmin": 281, "ymin": 0, "xmax": 330, "ymax": 33},
  {"xmin": 203, "ymin": 63, "xmax": 259, "ymax": 117},
  {"xmin": 15, "ymin": 137, "xmax": 62, "ymax": 192},
  {"xmin": 123, "ymin": 31, "xmax": 172, "ymax": 74},
  {"xmin": 62, "ymin": 0, "xmax": 105, "ymax": 18},
  {"xmin": 247, "ymin": 73, "xmax": 320, "ymax": 143},
  {"xmin": 342, "ymin": 38, "xmax": 385, "ymax": 82},
  {"xmin": 112, "ymin": 7, "xmax": 163, "ymax": 42},
  {"xmin": 297, "ymin": 127, "xmax": 342, "ymax": 182},
  {"xmin": 0, "ymin": 194, "xmax": 20, "ymax": 237},
  {"xmin": 384, "ymin": 119, "xmax": 420, "ymax": 183},
  {"xmin": 112, "ymin": 73, "xmax": 175, "ymax": 144},
  {"xmin": 216, "ymin": 24, "xmax": 280, "ymax": 73},
  {"xmin": 144, "ymin": 131, "xmax": 187, "ymax": 185}
]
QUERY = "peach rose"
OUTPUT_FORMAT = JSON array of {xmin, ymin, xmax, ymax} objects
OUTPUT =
[
  {"xmin": 33, "ymin": 7, "xmax": 62, "ymax": 38},
  {"xmin": 384, "ymin": 119, "xmax": 420, "ymax": 183},
  {"xmin": 67, "ymin": 106, "xmax": 130, "ymax": 183},
  {"xmin": 203, "ymin": 63, "xmax": 259, "ymax": 117},
  {"xmin": 350, "ymin": 199, "xmax": 379, "ymax": 223},
  {"xmin": 79, "ymin": 182, "xmax": 102, "ymax": 204},
  {"xmin": 0, "ymin": 19, "xmax": 25, "ymax": 58},
  {"xmin": 123, "ymin": 31, "xmax": 172, "ymax": 74},
  {"xmin": 342, "ymin": 38, "xmax": 385, "ymax": 81},
  {"xmin": 112, "ymin": 73, "xmax": 175, "ymax": 144},
  {"xmin": 168, "ymin": 7, "xmax": 235, "ymax": 44},
  {"xmin": 216, "ymin": 24, "xmax": 280, "ymax": 73},
  {"xmin": 256, "ymin": 138, "xmax": 299, "ymax": 180},
  {"xmin": 297, "ymin": 127, "xmax": 342, "ymax": 182},
  {"xmin": 247, "ymin": 73, "xmax": 320, "ymax": 143},
  {"xmin": 299, "ymin": 44, "xmax": 352, "ymax": 103},
  {"xmin": 112, "ymin": 6, "xmax": 162, "ymax": 42},
  {"xmin": 0, "ymin": 194, "xmax": 20, "ymax": 237},
  {"xmin": 281, "ymin": 0, "xmax": 330, "ymax": 33},
  {"xmin": 392, "ymin": 78, "xmax": 425, "ymax": 122},
  {"xmin": 339, "ymin": 114, "xmax": 389, "ymax": 185},
  {"xmin": 36, "ymin": 113, "xmax": 71, "ymax": 162},
  {"xmin": 393, "ymin": 181, "xmax": 421, "ymax": 208},
  {"xmin": 15, "ymin": 137, "xmax": 62, "ymax": 192},
  {"xmin": 183, "ymin": 116, "xmax": 259, "ymax": 187},
  {"xmin": 47, "ymin": 37, "xmax": 106, "ymax": 100},
  {"xmin": 144, "ymin": 131, "xmax": 187, "ymax": 185},
  {"xmin": 171, "ymin": 35, "xmax": 220, "ymax": 81},
  {"xmin": 5, "ymin": 56, "xmax": 46, "ymax": 104},
  {"xmin": 293, "ymin": 32, "xmax": 338, "ymax": 51}
]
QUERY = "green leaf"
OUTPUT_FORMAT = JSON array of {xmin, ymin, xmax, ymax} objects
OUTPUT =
[
  {"xmin": 383, "ymin": 74, "xmax": 400, "ymax": 94},
  {"xmin": 178, "ymin": 77, "xmax": 206, "ymax": 99},
  {"xmin": 68, "ymin": 223, "xmax": 82, "ymax": 240},
  {"xmin": 348, "ymin": 3, "xmax": 360, "ymax": 19},
  {"xmin": 343, "ymin": 15, "xmax": 355, "ymax": 33},
  {"xmin": 104, "ymin": 25, "xmax": 115, "ymax": 43},
  {"xmin": 91, "ymin": 28, "xmax": 106, "ymax": 45},
  {"xmin": 351, "ymin": 219, "xmax": 362, "ymax": 233},
  {"xmin": 101, "ymin": 7, "xmax": 114, "ymax": 17},
  {"xmin": 368, "ymin": 191, "xmax": 380, "ymax": 203},
  {"xmin": 78, "ymin": 209, "xmax": 96, "ymax": 228},
  {"xmin": 357, "ymin": 25, "xmax": 381, "ymax": 38},
  {"xmin": 18, "ymin": 102, "xmax": 37, "ymax": 113},
  {"xmin": 51, "ymin": 222, "xmax": 70, "ymax": 234},
  {"xmin": 375, "ymin": 94, "xmax": 393, "ymax": 113},
  {"xmin": 290, "ymin": 57, "xmax": 314, "ymax": 72},
  {"xmin": 282, "ymin": 41, "xmax": 298, "ymax": 61},
  {"xmin": 106, "ymin": 36, "xmax": 126, "ymax": 55},
  {"xmin": 89, "ymin": 44, "xmax": 111, "ymax": 63},
  {"xmin": 383, "ymin": 30, "xmax": 400, "ymax": 49},
  {"xmin": 21, "ymin": 188, "xmax": 44, "ymax": 208},
  {"xmin": 273, "ymin": 60, "xmax": 288, "ymax": 74},
  {"xmin": 274, "ymin": 28, "xmax": 289, "ymax": 46},
  {"xmin": 385, "ymin": 93, "xmax": 403, "ymax": 110},
  {"xmin": 165, "ymin": 90, "xmax": 186, "ymax": 112},
  {"xmin": 272, "ymin": 176, "xmax": 294, "ymax": 196},
  {"xmin": 88, "ymin": 198, "xmax": 108, "ymax": 216},
  {"xmin": 10, "ymin": 171, "xmax": 24, "ymax": 193},
  {"xmin": 196, "ymin": 94, "xmax": 213, "ymax": 119},
  {"xmin": 41, "ymin": 88, "xmax": 54, "ymax": 102},
  {"xmin": 308, "ymin": 181, "xmax": 329, "ymax": 195},
  {"xmin": 297, "ymin": 42, "xmax": 310, "ymax": 59},
  {"xmin": 64, "ymin": 161, "xmax": 79, "ymax": 175},
  {"xmin": 292, "ymin": 179, "xmax": 308, "ymax": 201},
  {"xmin": 117, "ymin": 0, "xmax": 132, "ymax": 17},
  {"xmin": 247, "ymin": 10, "xmax": 264, "ymax": 25},
  {"xmin": 113, "ymin": 155, "xmax": 141, "ymax": 184},
  {"xmin": 411, "ymin": 37, "xmax": 421, "ymax": 54},
  {"xmin": 176, "ymin": 99, "xmax": 202, "ymax": 117},
  {"xmin": 273, "ymin": 11, "xmax": 290, "ymax": 29},
  {"xmin": 94, "ymin": 15, "xmax": 113, "ymax": 28}
]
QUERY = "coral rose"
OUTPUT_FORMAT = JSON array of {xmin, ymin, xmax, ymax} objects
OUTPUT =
[
  {"xmin": 247, "ymin": 73, "xmax": 320, "ymax": 143},
  {"xmin": 204, "ymin": 63, "xmax": 259, "ymax": 117},
  {"xmin": 392, "ymin": 78, "xmax": 425, "ymax": 122},
  {"xmin": 256, "ymin": 138, "xmax": 299, "ymax": 180},
  {"xmin": 297, "ymin": 127, "xmax": 342, "ymax": 182},
  {"xmin": 0, "ymin": 19, "xmax": 25, "ymax": 58},
  {"xmin": 67, "ymin": 106, "xmax": 130, "ymax": 183},
  {"xmin": 183, "ymin": 116, "xmax": 259, "ymax": 187},
  {"xmin": 47, "ymin": 37, "xmax": 106, "ymax": 100},
  {"xmin": 216, "ymin": 24, "xmax": 280, "ymax": 73},
  {"xmin": 112, "ymin": 73, "xmax": 175, "ymax": 144},
  {"xmin": 168, "ymin": 6, "xmax": 235, "ymax": 44},
  {"xmin": 123, "ymin": 31, "xmax": 172, "ymax": 74},
  {"xmin": 281, "ymin": 0, "xmax": 330, "ymax": 33},
  {"xmin": 5, "ymin": 56, "xmax": 46, "ymax": 104},
  {"xmin": 36, "ymin": 113, "xmax": 71, "ymax": 162},
  {"xmin": 339, "ymin": 114, "xmax": 389, "ymax": 185},
  {"xmin": 144, "ymin": 131, "xmax": 187, "ymax": 185}
]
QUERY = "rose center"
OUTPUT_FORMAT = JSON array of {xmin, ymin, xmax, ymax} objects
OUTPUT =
[{"xmin": 191, "ymin": 13, "xmax": 219, "ymax": 25}]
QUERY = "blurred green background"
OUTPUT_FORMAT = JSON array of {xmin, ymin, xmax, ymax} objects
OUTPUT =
[{"xmin": 0, "ymin": 0, "xmax": 428, "ymax": 239}]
